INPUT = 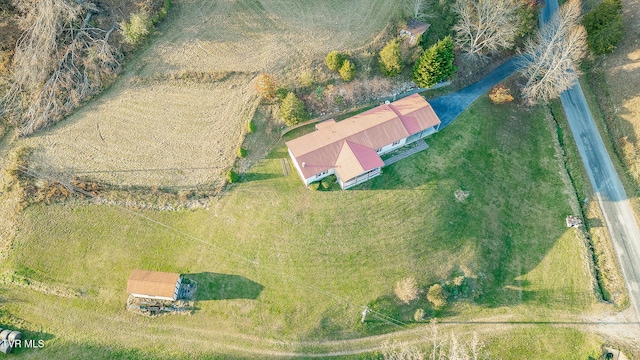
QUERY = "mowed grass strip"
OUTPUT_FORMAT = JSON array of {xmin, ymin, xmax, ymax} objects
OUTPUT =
[{"xmin": 2, "ymin": 96, "xmax": 596, "ymax": 356}]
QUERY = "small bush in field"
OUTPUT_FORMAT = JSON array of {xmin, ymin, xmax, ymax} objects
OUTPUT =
[
  {"xmin": 309, "ymin": 182, "xmax": 320, "ymax": 190},
  {"xmin": 427, "ymin": 284, "xmax": 447, "ymax": 309},
  {"xmin": 299, "ymin": 72, "xmax": 315, "ymax": 88},
  {"xmin": 237, "ymin": 148, "xmax": 247, "ymax": 158},
  {"xmin": 339, "ymin": 59, "xmax": 356, "ymax": 82},
  {"xmin": 489, "ymin": 84, "xmax": 514, "ymax": 104},
  {"xmin": 247, "ymin": 121, "xmax": 256, "ymax": 133},
  {"xmin": 255, "ymin": 73, "xmax": 277, "ymax": 100},
  {"xmin": 325, "ymin": 51, "xmax": 344, "ymax": 71},
  {"xmin": 226, "ymin": 170, "xmax": 239, "ymax": 183},
  {"xmin": 414, "ymin": 308, "xmax": 426, "ymax": 321},
  {"xmin": 120, "ymin": 12, "xmax": 153, "ymax": 45}
]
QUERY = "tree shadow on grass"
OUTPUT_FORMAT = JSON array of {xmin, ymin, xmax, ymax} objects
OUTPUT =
[{"xmin": 183, "ymin": 272, "xmax": 263, "ymax": 301}]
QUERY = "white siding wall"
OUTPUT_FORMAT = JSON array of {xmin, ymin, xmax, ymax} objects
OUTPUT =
[
  {"xmin": 288, "ymin": 148, "xmax": 337, "ymax": 186},
  {"xmin": 377, "ymin": 138, "xmax": 407, "ymax": 155}
]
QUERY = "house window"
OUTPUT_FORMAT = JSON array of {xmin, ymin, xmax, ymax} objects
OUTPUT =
[
  {"xmin": 376, "ymin": 148, "xmax": 382, "ymax": 152},
  {"xmin": 317, "ymin": 170, "xmax": 328, "ymax": 177},
  {"xmin": 392, "ymin": 140, "xmax": 401, "ymax": 146}
]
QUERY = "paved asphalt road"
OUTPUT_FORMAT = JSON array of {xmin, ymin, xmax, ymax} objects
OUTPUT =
[
  {"xmin": 430, "ymin": 0, "xmax": 640, "ymax": 320},
  {"xmin": 430, "ymin": 57, "xmax": 520, "ymax": 128},
  {"xmin": 561, "ymin": 83, "xmax": 640, "ymax": 320},
  {"xmin": 543, "ymin": 0, "xmax": 640, "ymax": 320}
]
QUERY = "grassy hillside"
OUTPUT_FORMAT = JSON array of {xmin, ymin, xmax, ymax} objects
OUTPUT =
[{"xmin": 0, "ymin": 96, "xmax": 601, "ymax": 357}]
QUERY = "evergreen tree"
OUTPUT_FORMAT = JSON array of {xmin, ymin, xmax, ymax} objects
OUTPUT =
[
  {"xmin": 325, "ymin": 51, "xmax": 344, "ymax": 71},
  {"xmin": 413, "ymin": 36, "xmax": 457, "ymax": 88},
  {"xmin": 280, "ymin": 92, "xmax": 308, "ymax": 126},
  {"xmin": 339, "ymin": 59, "xmax": 356, "ymax": 82},
  {"xmin": 379, "ymin": 39, "xmax": 403, "ymax": 77},
  {"xmin": 583, "ymin": 0, "xmax": 623, "ymax": 55}
]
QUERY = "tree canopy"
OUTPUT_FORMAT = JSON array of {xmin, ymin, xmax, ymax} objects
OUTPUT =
[
  {"xmin": 280, "ymin": 92, "xmax": 308, "ymax": 126},
  {"xmin": 325, "ymin": 51, "xmax": 344, "ymax": 71},
  {"xmin": 413, "ymin": 36, "xmax": 456, "ymax": 88},
  {"xmin": 339, "ymin": 59, "xmax": 356, "ymax": 82},
  {"xmin": 379, "ymin": 39, "xmax": 403, "ymax": 77},
  {"xmin": 583, "ymin": 0, "xmax": 623, "ymax": 55}
]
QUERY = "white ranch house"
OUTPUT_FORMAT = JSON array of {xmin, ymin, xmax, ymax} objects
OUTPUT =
[{"xmin": 285, "ymin": 94, "xmax": 441, "ymax": 189}]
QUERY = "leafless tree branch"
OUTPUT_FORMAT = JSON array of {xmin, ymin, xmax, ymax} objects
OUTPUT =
[
  {"xmin": 519, "ymin": 0, "xmax": 587, "ymax": 104},
  {"xmin": 452, "ymin": 0, "xmax": 518, "ymax": 61}
]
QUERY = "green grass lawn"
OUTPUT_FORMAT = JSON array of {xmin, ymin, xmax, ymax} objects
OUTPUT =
[{"xmin": 0, "ymin": 96, "xmax": 600, "ymax": 358}]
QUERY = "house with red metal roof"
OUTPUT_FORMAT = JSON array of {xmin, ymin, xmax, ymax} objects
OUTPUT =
[{"xmin": 285, "ymin": 93, "xmax": 441, "ymax": 189}]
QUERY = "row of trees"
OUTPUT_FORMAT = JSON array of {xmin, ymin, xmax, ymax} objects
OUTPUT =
[{"xmin": 261, "ymin": 0, "xmax": 598, "ymax": 128}]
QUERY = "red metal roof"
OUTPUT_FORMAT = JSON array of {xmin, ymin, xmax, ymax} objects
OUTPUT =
[
  {"xmin": 126, "ymin": 270, "xmax": 180, "ymax": 299},
  {"xmin": 334, "ymin": 140, "xmax": 385, "ymax": 181},
  {"xmin": 286, "ymin": 94, "xmax": 440, "ymax": 180}
]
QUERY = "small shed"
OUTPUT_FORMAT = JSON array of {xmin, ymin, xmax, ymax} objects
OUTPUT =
[
  {"xmin": 126, "ymin": 269, "xmax": 182, "ymax": 301},
  {"xmin": 400, "ymin": 19, "xmax": 430, "ymax": 46}
]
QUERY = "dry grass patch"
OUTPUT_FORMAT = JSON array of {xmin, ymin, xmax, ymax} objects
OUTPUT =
[
  {"xmin": 18, "ymin": 0, "xmax": 404, "ymax": 188},
  {"xmin": 597, "ymin": 0, "xmax": 640, "ymax": 185},
  {"xmin": 23, "ymin": 74, "xmax": 259, "ymax": 187}
]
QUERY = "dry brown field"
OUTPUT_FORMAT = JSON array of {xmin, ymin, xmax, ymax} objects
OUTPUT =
[{"xmin": 21, "ymin": 0, "xmax": 403, "ymax": 187}]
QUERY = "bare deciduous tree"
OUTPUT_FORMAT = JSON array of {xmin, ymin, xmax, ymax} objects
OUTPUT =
[
  {"xmin": 382, "ymin": 321, "xmax": 485, "ymax": 360},
  {"xmin": 0, "ymin": 0, "xmax": 121, "ymax": 135},
  {"xmin": 519, "ymin": 0, "xmax": 587, "ymax": 104},
  {"xmin": 409, "ymin": 0, "xmax": 428, "ymax": 19},
  {"xmin": 395, "ymin": 277, "xmax": 420, "ymax": 304},
  {"xmin": 382, "ymin": 341, "xmax": 425, "ymax": 360},
  {"xmin": 452, "ymin": 0, "xmax": 519, "ymax": 60}
]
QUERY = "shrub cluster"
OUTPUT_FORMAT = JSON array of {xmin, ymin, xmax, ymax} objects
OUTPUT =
[
  {"xmin": 489, "ymin": 84, "xmax": 514, "ymax": 104},
  {"xmin": 309, "ymin": 175, "xmax": 337, "ymax": 191},
  {"xmin": 325, "ymin": 51, "xmax": 356, "ymax": 82},
  {"xmin": 120, "ymin": 12, "xmax": 153, "ymax": 45},
  {"xmin": 226, "ymin": 170, "xmax": 239, "ymax": 184},
  {"xmin": 583, "ymin": 0, "xmax": 624, "ymax": 55}
]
